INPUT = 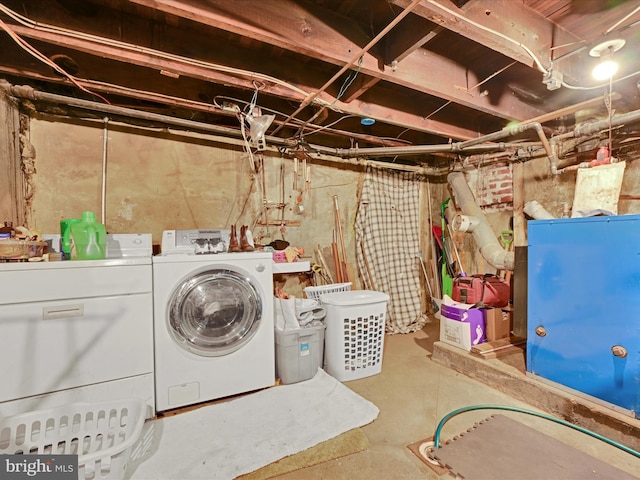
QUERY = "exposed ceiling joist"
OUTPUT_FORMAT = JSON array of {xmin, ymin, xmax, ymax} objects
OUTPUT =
[
  {"xmin": 0, "ymin": 0, "xmax": 638, "ymax": 159},
  {"xmin": 131, "ymin": 0, "xmax": 548, "ymax": 121}
]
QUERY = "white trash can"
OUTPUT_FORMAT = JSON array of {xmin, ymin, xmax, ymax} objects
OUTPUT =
[{"xmin": 321, "ymin": 290, "xmax": 390, "ymax": 382}]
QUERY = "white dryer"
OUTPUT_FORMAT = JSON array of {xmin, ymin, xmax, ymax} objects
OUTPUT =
[{"xmin": 153, "ymin": 249, "xmax": 275, "ymax": 412}]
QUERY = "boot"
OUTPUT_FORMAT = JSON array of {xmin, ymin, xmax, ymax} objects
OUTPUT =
[
  {"xmin": 229, "ymin": 225, "xmax": 241, "ymax": 252},
  {"xmin": 240, "ymin": 225, "xmax": 254, "ymax": 251}
]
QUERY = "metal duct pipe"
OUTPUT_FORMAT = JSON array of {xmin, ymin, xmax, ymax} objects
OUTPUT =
[
  {"xmin": 549, "ymin": 106, "xmax": 640, "ymax": 174},
  {"xmin": 1, "ymin": 82, "xmax": 452, "ymax": 176},
  {"xmin": 4, "ymin": 82, "xmax": 255, "ymax": 142},
  {"xmin": 448, "ymin": 171, "xmax": 515, "ymax": 271},
  {"xmin": 335, "ymin": 142, "xmax": 510, "ymax": 157},
  {"xmin": 572, "ymin": 107, "xmax": 640, "ymax": 137},
  {"xmin": 457, "ymin": 122, "xmax": 552, "ymax": 159},
  {"xmin": 337, "ymin": 122, "xmax": 554, "ymax": 161}
]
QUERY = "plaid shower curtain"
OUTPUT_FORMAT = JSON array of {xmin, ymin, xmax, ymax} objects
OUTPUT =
[{"xmin": 355, "ymin": 166, "xmax": 428, "ymax": 334}]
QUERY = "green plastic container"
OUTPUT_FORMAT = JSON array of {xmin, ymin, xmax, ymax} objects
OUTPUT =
[
  {"xmin": 70, "ymin": 211, "xmax": 107, "ymax": 260},
  {"xmin": 60, "ymin": 217, "xmax": 81, "ymax": 260}
]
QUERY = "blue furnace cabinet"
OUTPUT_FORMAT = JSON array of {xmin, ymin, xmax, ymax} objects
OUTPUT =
[{"xmin": 527, "ymin": 215, "xmax": 640, "ymax": 418}]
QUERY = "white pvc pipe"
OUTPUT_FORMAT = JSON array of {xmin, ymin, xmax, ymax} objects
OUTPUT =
[
  {"xmin": 448, "ymin": 171, "xmax": 514, "ymax": 271},
  {"xmin": 524, "ymin": 200, "xmax": 556, "ymax": 220},
  {"xmin": 101, "ymin": 117, "xmax": 109, "ymax": 224}
]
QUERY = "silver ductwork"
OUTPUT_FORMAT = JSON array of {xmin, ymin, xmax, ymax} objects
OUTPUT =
[{"xmin": 448, "ymin": 171, "xmax": 515, "ymax": 271}]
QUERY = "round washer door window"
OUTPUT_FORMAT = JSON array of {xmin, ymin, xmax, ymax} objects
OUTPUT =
[{"xmin": 168, "ymin": 269, "xmax": 263, "ymax": 356}]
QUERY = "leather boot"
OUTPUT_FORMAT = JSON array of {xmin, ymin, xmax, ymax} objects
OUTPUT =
[
  {"xmin": 229, "ymin": 225, "xmax": 241, "ymax": 252},
  {"xmin": 240, "ymin": 225, "xmax": 254, "ymax": 251}
]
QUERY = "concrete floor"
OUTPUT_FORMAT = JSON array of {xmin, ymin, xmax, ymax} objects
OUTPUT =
[{"xmin": 271, "ymin": 319, "xmax": 640, "ymax": 480}]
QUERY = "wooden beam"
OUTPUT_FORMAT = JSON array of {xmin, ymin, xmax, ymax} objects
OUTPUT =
[
  {"xmin": 392, "ymin": 0, "xmax": 583, "ymax": 81},
  {"xmin": 0, "ymin": 92, "xmax": 25, "ymax": 227},
  {"xmin": 131, "ymin": 0, "xmax": 547, "ymax": 121},
  {"xmin": 383, "ymin": 19, "xmax": 444, "ymax": 65},
  {"xmin": 5, "ymin": 21, "xmax": 481, "ymax": 140}
]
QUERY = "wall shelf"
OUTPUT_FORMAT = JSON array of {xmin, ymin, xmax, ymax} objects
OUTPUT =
[{"xmin": 272, "ymin": 261, "xmax": 310, "ymax": 274}]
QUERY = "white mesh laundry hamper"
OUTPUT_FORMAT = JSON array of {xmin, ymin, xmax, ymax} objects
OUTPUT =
[
  {"xmin": 321, "ymin": 290, "xmax": 390, "ymax": 381},
  {"xmin": 0, "ymin": 399, "xmax": 147, "ymax": 480},
  {"xmin": 303, "ymin": 282, "xmax": 352, "ymax": 302}
]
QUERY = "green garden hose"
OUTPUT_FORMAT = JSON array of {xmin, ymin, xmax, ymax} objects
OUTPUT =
[{"xmin": 432, "ymin": 404, "xmax": 640, "ymax": 459}]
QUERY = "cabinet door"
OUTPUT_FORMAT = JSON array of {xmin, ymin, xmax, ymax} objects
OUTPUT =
[
  {"xmin": 527, "ymin": 216, "xmax": 640, "ymax": 416},
  {"xmin": 0, "ymin": 293, "xmax": 153, "ymax": 403}
]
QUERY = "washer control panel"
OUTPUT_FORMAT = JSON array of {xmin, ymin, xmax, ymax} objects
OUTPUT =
[{"xmin": 161, "ymin": 229, "xmax": 231, "ymax": 255}]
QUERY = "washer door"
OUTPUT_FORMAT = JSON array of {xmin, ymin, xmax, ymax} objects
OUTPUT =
[{"xmin": 168, "ymin": 269, "xmax": 263, "ymax": 356}]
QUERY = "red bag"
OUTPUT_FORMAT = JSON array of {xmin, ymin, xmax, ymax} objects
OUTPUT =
[{"xmin": 452, "ymin": 274, "xmax": 510, "ymax": 307}]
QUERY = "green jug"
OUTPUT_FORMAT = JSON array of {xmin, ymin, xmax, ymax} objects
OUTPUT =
[
  {"xmin": 60, "ymin": 217, "xmax": 81, "ymax": 260},
  {"xmin": 70, "ymin": 211, "xmax": 107, "ymax": 260}
]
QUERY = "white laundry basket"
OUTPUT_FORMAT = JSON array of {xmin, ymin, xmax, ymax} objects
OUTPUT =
[
  {"xmin": 321, "ymin": 290, "xmax": 390, "ymax": 382},
  {"xmin": 0, "ymin": 399, "xmax": 147, "ymax": 480},
  {"xmin": 303, "ymin": 282, "xmax": 352, "ymax": 302}
]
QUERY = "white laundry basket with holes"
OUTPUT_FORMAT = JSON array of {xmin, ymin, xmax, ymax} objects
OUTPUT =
[
  {"xmin": 303, "ymin": 282, "xmax": 352, "ymax": 302},
  {"xmin": 0, "ymin": 399, "xmax": 147, "ymax": 480},
  {"xmin": 321, "ymin": 290, "xmax": 390, "ymax": 382}
]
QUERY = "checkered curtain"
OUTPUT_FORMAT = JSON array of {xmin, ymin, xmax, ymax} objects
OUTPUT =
[{"xmin": 355, "ymin": 166, "xmax": 428, "ymax": 334}]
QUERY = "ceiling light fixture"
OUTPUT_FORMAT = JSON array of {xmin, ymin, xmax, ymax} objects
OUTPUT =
[{"xmin": 589, "ymin": 39, "xmax": 625, "ymax": 81}]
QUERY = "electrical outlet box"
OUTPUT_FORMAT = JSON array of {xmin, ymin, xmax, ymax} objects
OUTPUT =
[{"xmin": 542, "ymin": 69, "xmax": 563, "ymax": 90}]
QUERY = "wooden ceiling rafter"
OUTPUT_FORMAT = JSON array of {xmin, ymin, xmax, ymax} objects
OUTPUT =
[
  {"xmin": 130, "ymin": 0, "xmax": 548, "ymax": 121},
  {"xmin": 392, "ymin": 0, "xmax": 584, "ymax": 82}
]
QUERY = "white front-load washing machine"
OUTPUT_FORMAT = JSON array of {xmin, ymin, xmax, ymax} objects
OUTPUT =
[{"xmin": 153, "ymin": 250, "xmax": 275, "ymax": 412}]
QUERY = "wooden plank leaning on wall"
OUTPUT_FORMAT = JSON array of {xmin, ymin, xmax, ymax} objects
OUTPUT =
[
  {"xmin": 0, "ymin": 90, "xmax": 27, "ymax": 227},
  {"xmin": 511, "ymin": 161, "xmax": 527, "ymax": 338}
]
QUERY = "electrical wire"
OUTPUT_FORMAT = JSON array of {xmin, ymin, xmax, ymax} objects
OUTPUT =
[
  {"xmin": 422, "ymin": 0, "xmax": 640, "ymax": 91},
  {"xmin": 303, "ymin": 114, "xmax": 357, "ymax": 136},
  {"xmin": 0, "ymin": 3, "xmax": 316, "ymax": 100},
  {"xmin": 432, "ymin": 404, "xmax": 640, "ymax": 459},
  {"xmin": 606, "ymin": 5, "xmax": 640, "ymax": 34},
  {"xmin": 422, "ymin": 61, "xmax": 517, "ymax": 121},
  {"xmin": 425, "ymin": 0, "xmax": 548, "ymax": 74},
  {"xmin": 335, "ymin": 56, "xmax": 363, "ymax": 103},
  {"xmin": 0, "ymin": 17, "xmax": 110, "ymax": 103}
]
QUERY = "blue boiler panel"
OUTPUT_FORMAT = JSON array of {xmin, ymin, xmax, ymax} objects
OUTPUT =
[{"xmin": 527, "ymin": 215, "xmax": 640, "ymax": 417}]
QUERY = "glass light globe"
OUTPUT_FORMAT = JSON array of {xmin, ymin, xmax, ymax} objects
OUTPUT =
[{"xmin": 592, "ymin": 59, "xmax": 619, "ymax": 81}]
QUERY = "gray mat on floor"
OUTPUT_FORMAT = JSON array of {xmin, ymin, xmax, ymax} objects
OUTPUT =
[{"xmin": 432, "ymin": 414, "xmax": 639, "ymax": 480}]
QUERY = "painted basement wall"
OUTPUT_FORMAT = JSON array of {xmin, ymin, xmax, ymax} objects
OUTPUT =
[
  {"xmin": 27, "ymin": 113, "xmax": 443, "ymax": 300},
  {"xmin": 22, "ymin": 111, "xmax": 640, "ymax": 303}
]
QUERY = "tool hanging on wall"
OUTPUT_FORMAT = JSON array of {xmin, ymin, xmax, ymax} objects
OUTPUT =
[
  {"xmin": 417, "ymin": 253, "xmax": 439, "ymax": 313},
  {"xmin": 441, "ymin": 198, "xmax": 454, "ymax": 297},
  {"xmin": 498, "ymin": 230, "xmax": 514, "ymax": 281},
  {"xmin": 331, "ymin": 231, "xmax": 343, "ymax": 283},
  {"xmin": 315, "ymin": 244, "xmax": 335, "ymax": 284},
  {"xmin": 427, "ymin": 180, "xmax": 441, "ymax": 299},
  {"xmin": 333, "ymin": 195, "xmax": 349, "ymax": 282},
  {"xmin": 445, "ymin": 206, "xmax": 465, "ymax": 276}
]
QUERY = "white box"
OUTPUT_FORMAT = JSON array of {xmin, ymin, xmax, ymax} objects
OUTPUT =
[{"xmin": 439, "ymin": 296, "xmax": 486, "ymax": 351}]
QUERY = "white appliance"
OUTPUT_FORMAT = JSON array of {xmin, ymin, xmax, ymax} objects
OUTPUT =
[
  {"xmin": 0, "ymin": 250, "xmax": 155, "ymax": 419},
  {"xmin": 153, "ymin": 236, "xmax": 275, "ymax": 412}
]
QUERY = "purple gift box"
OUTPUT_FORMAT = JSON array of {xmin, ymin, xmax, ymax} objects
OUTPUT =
[{"xmin": 439, "ymin": 295, "xmax": 486, "ymax": 351}]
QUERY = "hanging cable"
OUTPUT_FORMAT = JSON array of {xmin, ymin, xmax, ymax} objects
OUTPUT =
[
  {"xmin": 0, "ymin": 17, "xmax": 110, "ymax": 103},
  {"xmin": 271, "ymin": 0, "xmax": 423, "ymax": 137},
  {"xmin": 0, "ymin": 3, "xmax": 314, "ymax": 100}
]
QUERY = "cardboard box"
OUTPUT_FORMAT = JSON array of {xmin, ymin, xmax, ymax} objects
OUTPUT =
[
  {"xmin": 439, "ymin": 296, "xmax": 486, "ymax": 351},
  {"xmin": 483, "ymin": 307, "xmax": 513, "ymax": 341}
]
